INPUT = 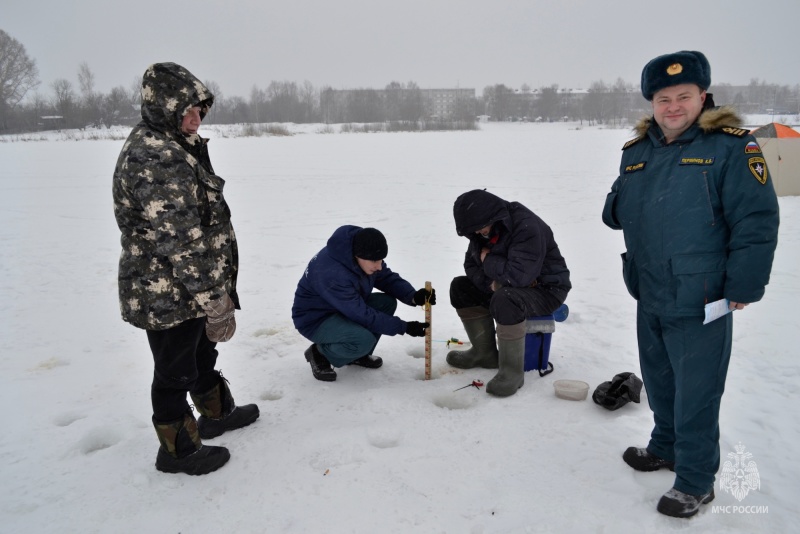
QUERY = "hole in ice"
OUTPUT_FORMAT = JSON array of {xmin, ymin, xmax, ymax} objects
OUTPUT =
[
  {"xmin": 260, "ymin": 390, "xmax": 283, "ymax": 401},
  {"xmin": 431, "ymin": 393, "xmax": 477, "ymax": 410}
]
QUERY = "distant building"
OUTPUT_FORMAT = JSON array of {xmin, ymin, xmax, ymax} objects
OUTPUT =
[
  {"xmin": 39, "ymin": 116, "xmax": 66, "ymax": 130},
  {"xmin": 419, "ymin": 88, "xmax": 476, "ymax": 118},
  {"xmin": 320, "ymin": 87, "xmax": 476, "ymax": 123}
]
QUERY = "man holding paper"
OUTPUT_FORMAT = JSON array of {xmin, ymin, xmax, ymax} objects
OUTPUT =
[{"xmin": 602, "ymin": 51, "xmax": 779, "ymax": 518}]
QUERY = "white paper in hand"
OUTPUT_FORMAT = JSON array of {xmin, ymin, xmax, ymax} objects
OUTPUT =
[{"xmin": 703, "ymin": 298, "xmax": 733, "ymax": 325}]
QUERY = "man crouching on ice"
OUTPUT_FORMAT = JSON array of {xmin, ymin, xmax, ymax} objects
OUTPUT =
[{"xmin": 292, "ymin": 226, "xmax": 434, "ymax": 381}]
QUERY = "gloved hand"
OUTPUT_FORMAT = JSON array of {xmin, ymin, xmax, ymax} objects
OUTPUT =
[
  {"xmin": 405, "ymin": 321, "xmax": 430, "ymax": 337},
  {"xmin": 203, "ymin": 292, "xmax": 236, "ymax": 342},
  {"xmin": 413, "ymin": 288, "xmax": 436, "ymax": 306}
]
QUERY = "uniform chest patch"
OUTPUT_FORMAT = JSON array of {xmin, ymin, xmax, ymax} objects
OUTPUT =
[
  {"xmin": 680, "ymin": 157, "xmax": 715, "ymax": 165},
  {"xmin": 745, "ymin": 141, "xmax": 762, "ymax": 154},
  {"xmin": 624, "ymin": 161, "xmax": 646, "ymax": 173},
  {"xmin": 748, "ymin": 157, "xmax": 768, "ymax": 184}
]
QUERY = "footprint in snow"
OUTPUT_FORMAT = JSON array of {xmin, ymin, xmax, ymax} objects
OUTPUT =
[
  {"xmin": 367, "ymin": 428, "xmax": 402, "ymax": 449},
  {"xmin": 77, "ymin": 427, "xmax": 124, "ymax": 455},
  {"xmin": 53, "ymin": 412, "xmax": 87, "ymax": 427},
  {"xmin": 29, "ymin": 357, "xmax": 69, "ymax": 372}
]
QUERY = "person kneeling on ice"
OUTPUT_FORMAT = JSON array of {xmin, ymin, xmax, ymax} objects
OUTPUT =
[
  {"xmin": 292, "ymin": 226, "xmax": 434, "ymax": 381},
  {"xmin": 448, "ymin": 189, "xmax": 571, "ymax": 397},
  {"xmin": 113, "ymin": 63, "xmax": 259, "ymax": 476}
]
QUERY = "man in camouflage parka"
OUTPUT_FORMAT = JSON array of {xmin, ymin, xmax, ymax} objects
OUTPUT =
[{"xmin": 113, "ymin": 63, "xmax": 258, "ymax": 475}]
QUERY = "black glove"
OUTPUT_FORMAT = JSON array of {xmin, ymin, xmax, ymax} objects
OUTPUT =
[
  {"xmin": 413, "ymin": 288, "xmax": 436, "ymax": 306},
  {"xmin": 405, "ymin": 321, "xmax": 430, "ymax": 337}
]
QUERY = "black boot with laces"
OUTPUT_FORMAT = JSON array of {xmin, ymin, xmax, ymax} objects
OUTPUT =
[
  {"xmin": 623, "ymin": 447, "xmax": 675, "ymax": 472},
  {"xmin": 657, "ymin": 487, "xmax": 715, "ymax": 518},
  {"xmin": 349, "ymin": 354, "xmax": 383, "ymax": 368},
  {"xmin": 305, "ymin": 344, "xmax": 337, "ymax": 381}
]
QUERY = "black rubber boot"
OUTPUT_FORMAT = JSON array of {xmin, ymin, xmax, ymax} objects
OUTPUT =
[
  {"xmin": 446, "ymin": 307, "xmax": 499, "ymax": 369},
  {"xmin": 191, "ymin": 372, "xmax": 260, "ymax": 440},
  {"xmin": 153, "ymin": 411, "xmax": 230, "ymax": 475},
  {"xmin": 305, "ymin": 344, "xmax": 337, "ymax": 381},
  {"xmin": 622, "ymin": 447, "xmax": 675, "ymax": 472},
  {"xmin": 486, "ymin": 322, "xmax": 525, "ymax": 397}
]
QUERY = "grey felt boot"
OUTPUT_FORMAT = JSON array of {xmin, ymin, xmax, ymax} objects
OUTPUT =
[
  {"xmin": 486, "ymin": 322, "xmax": 525, "ymax": 397},
  {"xmin": 446, "ymin": 307, "xmax": 499, "ymax": 369}
]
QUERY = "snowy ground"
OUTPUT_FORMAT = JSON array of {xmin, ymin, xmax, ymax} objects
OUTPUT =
[{"xmin": 1, "ymin": 121, "xmax": 797, "ymax": 533}]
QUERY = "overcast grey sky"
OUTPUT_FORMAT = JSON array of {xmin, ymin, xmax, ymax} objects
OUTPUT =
[{"xmin": 4, "ymin": 0, "xmax": 799, "ymax": 99}]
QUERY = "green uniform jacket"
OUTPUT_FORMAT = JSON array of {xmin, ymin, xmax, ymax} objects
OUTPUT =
[
  {"xmin": 602, "ymin": 106, "xmax": 779, "ymax": 317},
  {"xmin": 112, "ymin": 63, "xmax": 239, "ymax": 330}
]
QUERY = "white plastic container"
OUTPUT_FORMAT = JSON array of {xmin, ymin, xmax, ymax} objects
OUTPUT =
[{"xmin": 553, "ymin": 379, "xmax": 589, "ymax": 401}]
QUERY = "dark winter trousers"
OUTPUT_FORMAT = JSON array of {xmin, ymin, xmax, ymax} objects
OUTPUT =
[
  {"xmin": 310, "ymin": 293, "xmax": 397, "ymax": 367},
  {"xmin": 146, "ymin": 317, "xmax": 221, "ymax": 422},
  {"xmin": 449, "ymin": 276, "xmax": 565, "ymax": 325},
  {"xmin": 637, "ymin": 305, "xmax": 733, "ymax": 496}
]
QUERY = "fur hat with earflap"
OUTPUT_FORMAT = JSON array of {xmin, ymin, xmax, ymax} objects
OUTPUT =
[{"xmin": 640, "ymin": 50, "xmax": 711, "ymax": 101}]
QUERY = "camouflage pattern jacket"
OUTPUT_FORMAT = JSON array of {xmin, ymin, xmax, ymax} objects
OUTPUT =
[{"xmin": 113, "ymin": 63, "xmax": 239, "ymax": 330}]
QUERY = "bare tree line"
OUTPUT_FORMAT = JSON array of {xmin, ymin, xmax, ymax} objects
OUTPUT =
[
  {"xmin": 2, "ymin": 29, "xmax": 799, "ymax": 134},
  {"xmin": 483, "ymin": 78, "xmax": 800, "ymax": 125}
]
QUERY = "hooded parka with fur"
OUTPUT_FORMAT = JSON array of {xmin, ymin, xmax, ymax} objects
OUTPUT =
[
  {"xmin": 113, "ymin": 63, "xmax": 239, "ymax": 330},
  {"xmin": 602, "ymin": 105, "xmax": 779, "ymax": 497},
  {"xmin": 603, "ymin": 106, "xmax": 779, "ymax": 317}
]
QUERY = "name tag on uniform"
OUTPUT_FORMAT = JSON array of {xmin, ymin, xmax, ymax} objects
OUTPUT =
[
  {"xmin": 624, "ymin": 162, "xmax": 646, "ymax": 173},
  {"xmin": 679, "ymin": 157, "xmax": 715, "ymax": 165}
]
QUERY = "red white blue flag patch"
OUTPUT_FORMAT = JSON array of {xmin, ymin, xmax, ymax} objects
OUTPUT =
[{"xmin": 745, "ymin": 141, "xmax": 762, "ymax": 154}]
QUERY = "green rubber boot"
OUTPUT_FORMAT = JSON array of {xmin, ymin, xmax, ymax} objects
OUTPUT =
[
  {"xmin": 486, "ymin": 322, "xmax": 525, "ymax": 397},
  {"xmin": 446, "ymin": 307, "xmax": 499, "ymax": 369}
]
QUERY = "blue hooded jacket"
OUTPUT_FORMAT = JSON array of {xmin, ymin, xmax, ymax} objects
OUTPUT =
[{"xmin": 292, "ymin": 225, "xmax": 417, "ymax": 338}]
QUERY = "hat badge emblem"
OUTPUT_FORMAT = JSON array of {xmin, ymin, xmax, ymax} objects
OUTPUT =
[{"xmin": 667, "ymin": 63, "xmax": 683, "ymax": 76}]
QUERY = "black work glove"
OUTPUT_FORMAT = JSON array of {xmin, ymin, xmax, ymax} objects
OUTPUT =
[
  {"xmin": 413, "ymin": 288, "xmax": 436, "ymax": 306},
  {"xmin": 405, "ymin": 321, "xmax": 430, "ymax": 337}
]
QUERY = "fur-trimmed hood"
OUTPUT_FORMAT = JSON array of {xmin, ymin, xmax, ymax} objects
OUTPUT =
[{"xmin": 632, "ymin": 105, "xmax": 744, "ymax": 138}]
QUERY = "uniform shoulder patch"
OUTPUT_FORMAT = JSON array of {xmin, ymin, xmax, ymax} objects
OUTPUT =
[
  {"xmin": 622, "ymin": 135, "xmax": 646, "ymax": 150},
  {"xmin": 744, "ymin": 141, "xmax": 762, "ymax": 154},
  {"xmin": 748, "ymin": 157, "xmax": 769, "ymax": 185},
  {"xmin": 719, "ymin": 126, "xmax": 749, "ymax": 138}
]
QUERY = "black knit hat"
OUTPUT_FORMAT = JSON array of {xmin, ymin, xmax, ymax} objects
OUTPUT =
[
  {"xmin": 641, "ymin": 50, "xmax": 711, "ymax": 101},
  {"xmin": 352, "ymin": 227, "xmax": 388, "ymax": 261}
]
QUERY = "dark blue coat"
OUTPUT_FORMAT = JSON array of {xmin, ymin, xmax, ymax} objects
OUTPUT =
[
  {"xmin": 603, "ymin": 107, "xmax": 780, "ymax": 316},
  {"xmin": 453, "ymin": 189, "xmax": 571, "ymax": 293},
  {"xmin": 292, "ymin": 225, "xmax": 417, "ymax": 339}
]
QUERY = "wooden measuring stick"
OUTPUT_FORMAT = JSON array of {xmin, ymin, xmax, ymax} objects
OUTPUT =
[{"xmin": 425, "ymin": 281, "xmax": 432, "ymax": 380}]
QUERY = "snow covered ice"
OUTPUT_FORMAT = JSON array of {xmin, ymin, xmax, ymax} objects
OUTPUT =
[{"xmin": 1, "ymin": 121, "xmax": 798, "ymax": 533}]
